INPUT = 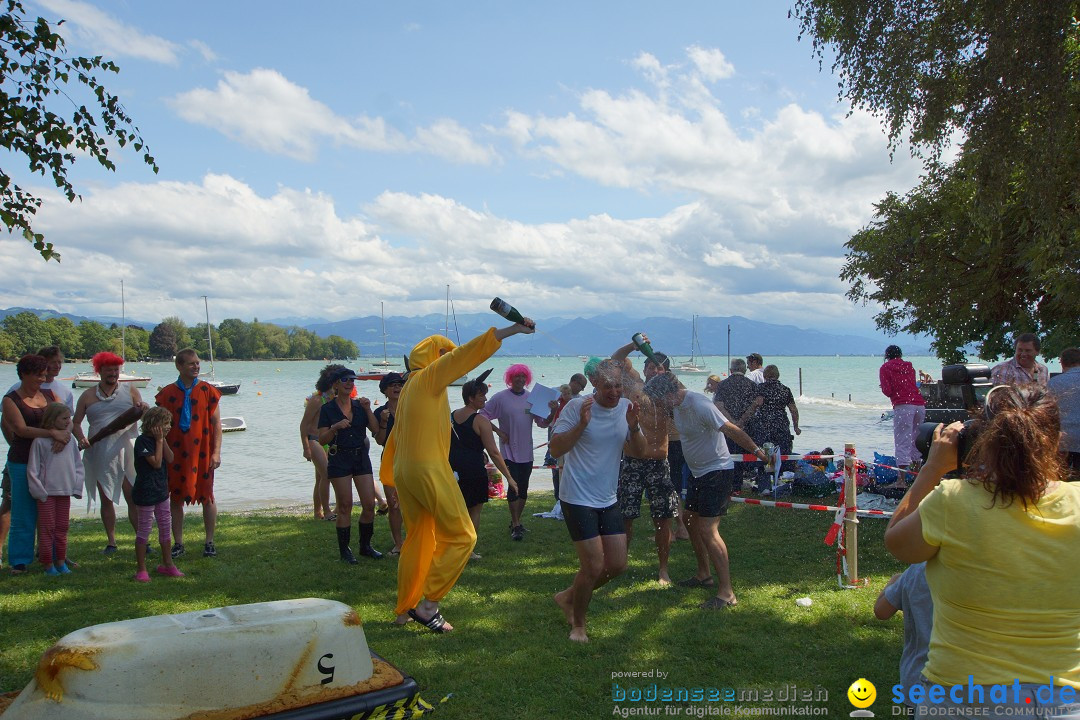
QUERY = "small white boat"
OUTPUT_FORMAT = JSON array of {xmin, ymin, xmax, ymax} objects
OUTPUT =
[
  {"xmin": 671, "ymin": 315, "xmax": 710, "ymax": 375},
  {"xmin": 0, "ymin": 598, "xmax": 426, "ymax": 720},
  {"xmin": 201, "ymin": 296, "xmax": 240, "ymax": 396},
  {"xmin": 221, "ymin": 416, "xmax": 246, "ymax": 433},
  {"xmin": 71, "ymin": 372, "xmax": 151, "ymax": 389}
]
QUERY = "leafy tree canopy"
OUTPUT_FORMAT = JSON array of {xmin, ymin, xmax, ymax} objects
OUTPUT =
[
  {"xmin": 793, "ymin": 0, "xmax": 1080, "ymax": 360},
  {"xmin": 0, "ymin": 0, "xmax": 158, "ymax": 260}
]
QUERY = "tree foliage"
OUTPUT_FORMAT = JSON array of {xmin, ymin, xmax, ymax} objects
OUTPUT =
[
  {"xmin": 793, "ymin": 0, "xmax": 1080, "ymax": 359},
  {"xmin": 0, "ymin": 314, "xmax": 359, "ymax": 361},
  {"xmin": 0, "ymin": 0, "xmax": 158, "ymax": 260}
]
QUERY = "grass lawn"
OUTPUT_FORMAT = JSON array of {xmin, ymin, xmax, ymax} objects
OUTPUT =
[{"xmin": 0, "ymin": 491, "xmax": 907, "ymax": 719}]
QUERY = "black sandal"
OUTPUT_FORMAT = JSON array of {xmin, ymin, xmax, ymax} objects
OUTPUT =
[{"xmin": 407, "ymin": 608, "xmax": 451, "ymax": 633}]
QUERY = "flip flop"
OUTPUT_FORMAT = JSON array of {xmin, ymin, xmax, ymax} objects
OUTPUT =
[
  {"xmin": 407, "ymin": 608, "xmax": 451, "ymax": 634},
  {"xmin": 677, "ymin": 576, "xmax": 714, "ymax": 588},
  {"xmin": 701, "ymin": 596, "xmax": 737, "ymax": 610},
  {"xmin": 388, "ymin": 547, "xmax": 401, "ymax": 556}
]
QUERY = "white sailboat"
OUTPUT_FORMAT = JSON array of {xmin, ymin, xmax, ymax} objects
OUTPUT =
[
  {"xmin": 72, "ymin": 280, "xmax": 151, "ymax": 388},
  {"xmin": 201, "ymin": 296, "xmax": 240, "ymax": 395},
  {"xmin": 370, "ymin": 302, "xmax": 398, "ymax": 369},
  {"xmin": 672, "ymin": 315, "xmax": 710, "ymax": 375},
  {"xmin": 446, "ymin": 286, "xmax": 468, "ymax": 387}
]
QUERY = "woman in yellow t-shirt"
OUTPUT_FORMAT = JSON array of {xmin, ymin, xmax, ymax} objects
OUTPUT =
[{"xmin": 885, "ymin": 384, "xmax": 1080, "ymax": 717}]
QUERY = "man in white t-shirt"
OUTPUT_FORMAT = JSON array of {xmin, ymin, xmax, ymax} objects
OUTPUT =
[
  {"xmin": 645, "ymin": 372, "xmax": 767, "ymax": 610},
  {"xmin": 550, "ymin": 359, "xmax": 646, "ymax": 643},
  {"xmin": 745, "ymin": 353, "xmax": 765, "ymax": 384}
]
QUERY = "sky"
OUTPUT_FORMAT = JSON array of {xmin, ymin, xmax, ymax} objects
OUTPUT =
[{"xmin": 0, "ymin": 1, "xmax": 927, "ymax": 338}]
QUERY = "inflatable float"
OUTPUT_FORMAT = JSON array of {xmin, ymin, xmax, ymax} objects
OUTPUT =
[{"xmin": 0, "ymin": 598, "xmax": 432, "ymax": 719}]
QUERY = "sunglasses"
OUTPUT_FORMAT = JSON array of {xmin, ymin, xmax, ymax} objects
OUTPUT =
[{"xmin": 338, "ymin": 378, "xmax": 356, "ymax": 384}]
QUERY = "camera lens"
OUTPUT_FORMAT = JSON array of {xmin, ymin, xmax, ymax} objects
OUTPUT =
[{"xmin": 915, "ymin": 421, "xmax": 941, "ymax": 459}]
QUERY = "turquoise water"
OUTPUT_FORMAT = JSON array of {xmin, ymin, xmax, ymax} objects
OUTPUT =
[{"xmin": 3, "ymin": 353, "xmax": 1058, "ymax": 512}]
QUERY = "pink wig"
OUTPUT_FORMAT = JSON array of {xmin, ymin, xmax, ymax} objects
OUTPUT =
[
  {"xmin": 92, "ymin": 351, "xmax": 125, "ymax": 373},
  {"xmin": 504, "ymin": 363, "xmax": 532, "ymax": 388}
]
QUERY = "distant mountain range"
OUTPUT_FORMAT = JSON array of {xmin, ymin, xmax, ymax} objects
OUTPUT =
[{"xmin": 2, "ymin": 306, "xmax": 931, "ymax": 357}]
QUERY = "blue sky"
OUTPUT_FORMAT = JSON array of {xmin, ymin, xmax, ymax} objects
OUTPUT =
[{"xmin": 1, "ymin": 0, "xmax": 926, "ymax": 337}]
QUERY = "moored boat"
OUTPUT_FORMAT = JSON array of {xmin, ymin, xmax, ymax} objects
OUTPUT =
[{"xmin": 71, "ymin": 372, "xmax": 151, "ymax": 389}]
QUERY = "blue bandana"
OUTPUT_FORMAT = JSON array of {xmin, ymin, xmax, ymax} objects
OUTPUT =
[{"xmin": 176, "ymin": 376, "xmax": 199, "ymax": 432}]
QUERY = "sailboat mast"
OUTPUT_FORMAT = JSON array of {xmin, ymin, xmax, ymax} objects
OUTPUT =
[
  {"xmin": 202, "ymin": 296, "xmax": 216, "ymax": 378},
  {"xmin": 444, "ymin": 285, "xmax": 449, "ymax": 336},
  {"xmin": 121, "ymin": 279, "xmax": 127, "ymax": 361},
  {"xmin": 381, "ymin": 301, "xmax": 388, "ymax": 363}
]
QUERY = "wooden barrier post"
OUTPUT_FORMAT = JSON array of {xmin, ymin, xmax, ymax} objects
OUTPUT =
[
  {"xmin": 844, "ymin": 443, "xmax": 859, "ymax": 585},
  {"xmin": 798, "ymin": 368, "xmax": 803, "ymax": 396}
]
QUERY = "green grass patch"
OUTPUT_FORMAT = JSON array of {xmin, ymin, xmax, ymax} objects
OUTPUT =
[{"xmin": 0, "ymin": 492, "xmax": 907, "ymax": 718}]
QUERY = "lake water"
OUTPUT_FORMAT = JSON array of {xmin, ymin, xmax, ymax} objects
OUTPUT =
[{"xmin": 4, "ymin": 353, "xmax": 1056, "ymax": 513}]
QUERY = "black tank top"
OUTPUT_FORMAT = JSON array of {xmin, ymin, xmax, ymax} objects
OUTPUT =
[{"xmin": 448, "ymin": 411, "xmax": 486, "ymax": 479}]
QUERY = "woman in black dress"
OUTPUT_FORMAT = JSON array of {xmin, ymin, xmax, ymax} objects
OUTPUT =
[
  {"xmin": 747, "ymin": 365, "xmax": 801, "ymax": 464},
  {"xmin": 449, "ymin": 371, "xmax": 516, "ymax": 560}
]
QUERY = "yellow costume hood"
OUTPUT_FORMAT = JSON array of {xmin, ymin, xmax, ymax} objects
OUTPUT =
[{"xmin": 407, "ymin": 335, "xmax": 457, "ymax": 372}]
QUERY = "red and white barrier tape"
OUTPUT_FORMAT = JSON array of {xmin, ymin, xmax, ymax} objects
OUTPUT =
[{"xmin": 730, "ymin": 496, "xmax": 892, "ymax": 518}]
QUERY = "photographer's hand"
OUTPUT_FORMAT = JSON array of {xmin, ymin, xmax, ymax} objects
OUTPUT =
[
  {"xmin": 922, "ymin": 422, "xmax": 962, "ymax": 476},
  {"xmin": 884, "ymin": 421, "xmax": 964, "ymax": 564}
]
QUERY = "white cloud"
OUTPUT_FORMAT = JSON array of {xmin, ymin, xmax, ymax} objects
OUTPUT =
[
  {"xmin": 37, "ymin": 0, "xmax": 182, "ymax": 64},
  {"xmin": 501, "ymin": 46, "xmax": 923, "ymax": 259},
  {"xmin": 188, "ymin": 39, "xmax": 217, "ymax": 63},
  {"xmin": 687, "ymin": 45, "xmax": 735, "ymax": 82},
  {"xmin": 170, "ymin": 69, "xmax": 498, "ymax": 164},
  {"xmin": 2, "ymin": 176, "xmax": 869, "ymax": 330}
]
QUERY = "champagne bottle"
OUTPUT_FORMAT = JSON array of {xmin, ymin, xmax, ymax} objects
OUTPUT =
[
  {"xmin": 490, "ymin": 297, "xmax": 526, "ymax": 325},
  {"xmin": 632, "ymin": 333, "xmax": 662, "ymax": 367}
]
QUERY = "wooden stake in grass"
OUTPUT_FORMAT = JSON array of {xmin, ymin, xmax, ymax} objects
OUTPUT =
[{"xmin": 844, "ymin": 442, "xmax": 859, "ymax": 585}]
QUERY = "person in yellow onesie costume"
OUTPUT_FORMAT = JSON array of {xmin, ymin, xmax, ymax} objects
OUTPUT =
[{"xmin": 387, "ymin": 317, "xmax": 534, "ymax": 632}]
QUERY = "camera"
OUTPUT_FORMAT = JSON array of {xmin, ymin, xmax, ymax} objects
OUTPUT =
[
  {"xmin": 913, "ymin": 363, "xmax": 993, "ymax": 472},
  {"xmin": 914, "ymin": 420, "xmax": 978, "ymax": 471}
]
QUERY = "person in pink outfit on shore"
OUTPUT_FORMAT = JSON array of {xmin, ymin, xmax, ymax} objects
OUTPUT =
[{"xmin": 879, "ymin": 345, "xmax": 926, "ymax": 482}]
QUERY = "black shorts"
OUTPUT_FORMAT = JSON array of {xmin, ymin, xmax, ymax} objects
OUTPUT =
[
  {"xmin": 685, "ymin": 469, "xmax": 734, "ymax": 518},
  {"xmin": 457, "ymin": 473, "xmax": 489, "ymax": 508},
  {"xmin": 326, "ymin": 446, "xmax": 373, "ymax": 478},
  {"xmin": 1, "ymin": 464, "xmax": 10, "ymax": 503},
  {"xmin": 562, "ymin": 500, "xmax": 625, "ymax": 542},
  {"xmin": 505, "ymin": 461, "xmax": 532, "ymax": 502}
]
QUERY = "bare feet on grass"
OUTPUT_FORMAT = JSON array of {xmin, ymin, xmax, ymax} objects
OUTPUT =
[
  {"xmin": 657, "ymin": 571, "xmax": 672, "ymax": 586},
  {"xmin": 569, "ymin": 626, "xmax": 589, "ymax": 643}
]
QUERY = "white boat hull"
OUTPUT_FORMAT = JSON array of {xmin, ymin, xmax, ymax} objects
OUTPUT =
[{"xmin": 71, "ymin": 373, "xmax": 150, "ymax": 389}]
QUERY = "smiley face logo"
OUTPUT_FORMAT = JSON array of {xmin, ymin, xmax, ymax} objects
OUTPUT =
[{"xmin": 847, "ymin": 678, "xmax": 876, "ymax": 709}]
